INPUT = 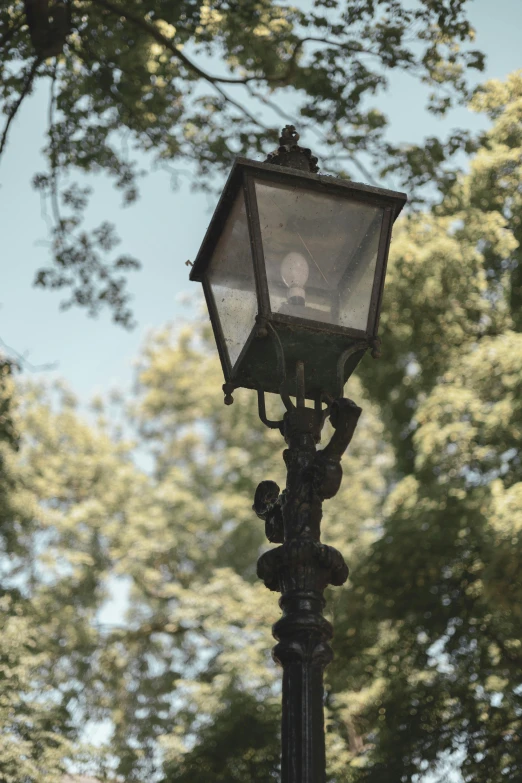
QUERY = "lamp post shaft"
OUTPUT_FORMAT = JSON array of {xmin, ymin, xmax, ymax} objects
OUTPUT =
[
  {"xmin": 276, "ymin": 591, "xmax": 332, "ymax": 782},
  {"xmin": 255, "ymin": 399, "xmax": 361, "ymax": 782}
]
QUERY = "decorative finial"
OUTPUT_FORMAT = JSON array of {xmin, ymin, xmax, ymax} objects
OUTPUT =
[
  {"xmin": 265, "ymin": 125, "xmax": 319, "ymax": 173},
  {"xmin": 222, "ymin": 382, "xmax": 235, "ymax": 405},
  {"xmin": 279, "ymin": 126, "xmax": 300, "ymax": 146},
  {"xmin": 370, "ymin": 337, "xmax": 382, "ymax": 359}
]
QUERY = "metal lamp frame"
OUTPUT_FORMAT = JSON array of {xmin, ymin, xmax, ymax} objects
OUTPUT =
[{"xmin": 190, "ymin": 158, "xmax": 406, "ymax": 402}]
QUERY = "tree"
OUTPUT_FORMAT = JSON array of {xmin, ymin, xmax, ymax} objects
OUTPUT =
[
  {"xmin": 326, "ymin": 70, "xmax": 522, "ymax": 782},
  {"xmin": 0, "ymin": 324, "xmax": 390, "ymax": 780},
  {"xmin": 1, "ymin": 0, "xmax": 484, "ymax": 325},
  {"xmin": 2, "ymin": 71, "xmax": 521, "ymax": 782},
  {"xmin": 0, "ymin": 363, "xmax": 76, "ymax": 783}
]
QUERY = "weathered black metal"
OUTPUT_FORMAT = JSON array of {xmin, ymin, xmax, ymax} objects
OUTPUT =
[
  {"xmin": 254, "ymin": 396, "xmax": 361, "ymax": 782},
  {"xmin": 264, "ymin": 125, "xmax": 320, "ymax": 173},
  {"xmin": 190, "ymin": 152, "xmax": 406, "ymax": 401}
]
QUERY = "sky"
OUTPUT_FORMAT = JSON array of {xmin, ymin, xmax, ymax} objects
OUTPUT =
[{"xmin": 1, "ymin": 0, "xmax": 522, "ymax": 409}]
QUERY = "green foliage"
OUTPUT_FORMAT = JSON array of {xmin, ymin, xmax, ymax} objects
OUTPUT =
[
  {"xmin": 1, "ymin": 72, "xmax": 522, "ymax": 782},
  {"xmin": 0, "ymin": 364, "xmax": 75, "ymax": 782},
  {"xmin": 0, "ymin": 325, "xmax": 389, "ymax": 780},
  {"xmin": 1, "ymin": 0, "xmax": 485, "ymax": 324},
  {"xmin": 328, "ymin": 71, "xmax": 522, "ymax": 782},
  {"xmin": 0, "ymin": 609, "xmax": 73, "ymax": 783},
  {"xmin": 161, "ymin": 687, "xmax": 280, "ymax": 782}
]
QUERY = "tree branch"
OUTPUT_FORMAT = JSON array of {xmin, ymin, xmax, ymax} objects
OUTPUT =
[
  {"xmin": 244, "ymin": 82, "xmax": 378, "ymax": 183},
  {"xmin": 298, "ymin": 35, "xmax": 378, "ymax": 57},
  {"xmin": 48, "ymin": 59, "xmax": 62, "ymax": 227},
  {"xmin": 0, "ymin": 336, "xmax": 57, "ymax": 372},
  {"xmin": 325, "ymin": 153, "xmax": 379, "ymax": 185},
  {"xmin": 210, "ymin": 81, "xmax": 268, "ymax": 130},
  {"xmin": 89, "ymin": 0, "xmax": 256, "ymax": 86},
  {"xmin": 246, "ymin": 83, "xmax": 298, "ymax": 125},
  {"xmin": 89, "ymin": 0, "xmax": 270, "ymax": 131},
  {"xmin": 0, "ymin": 56, "xmax": 41, "ymax": 157}
]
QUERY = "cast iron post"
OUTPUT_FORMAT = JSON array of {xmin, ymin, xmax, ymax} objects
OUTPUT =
[
  {"xmin": 254, "ymin": 396, "xmax": 361, "ymax": 783},
  {"xmin": 191, "ymin": 121, "xmax": 404, "ymax": 782}
]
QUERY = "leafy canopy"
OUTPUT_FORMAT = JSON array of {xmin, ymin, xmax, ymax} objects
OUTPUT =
[
  {"xmin": 1, "ymin": 0, "xmax": 484, "ymax": 324},
  {"xmin": 2, "ymin": 55, "xmax": 522, "ymax": 783},
  {"xmin": 329, "ymin": 70, "xmax": 522, "ymax": 782}
]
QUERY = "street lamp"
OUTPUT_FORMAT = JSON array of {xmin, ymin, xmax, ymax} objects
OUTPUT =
[{"xmin": 190, "ymin": 126, "xmax": 406, "ymax": 783}]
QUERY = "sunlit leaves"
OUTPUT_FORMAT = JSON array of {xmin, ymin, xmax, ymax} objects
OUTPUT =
[{"xmin": 341, "ymin": 74, "xmax": 522, "ymax": 782}]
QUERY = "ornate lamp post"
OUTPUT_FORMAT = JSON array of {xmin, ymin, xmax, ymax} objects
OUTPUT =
[{"xmin": 190, "ymin": 126, "xmax": 406, "ymax": 783}]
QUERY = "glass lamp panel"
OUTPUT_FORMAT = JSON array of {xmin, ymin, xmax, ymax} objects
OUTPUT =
[
  {"xmin": 206, "ymin": 190, "xmax": 257, "ymax": 367},
  {"xmin": 255, "ymin": 180, "xmax": 384, "ymax": 332}
]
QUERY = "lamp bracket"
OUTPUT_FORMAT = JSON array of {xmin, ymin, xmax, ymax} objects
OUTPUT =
[
  {"xmin": 254, "ymin": 392, "xmax": 361, "ymax": 551},
  {"xmin": 336, "ymin": 340, "xmax": 369, "ymax": 397},
  {"xmin": 257, "ymin": 389, "xmax": 284, "ymax": 432}
]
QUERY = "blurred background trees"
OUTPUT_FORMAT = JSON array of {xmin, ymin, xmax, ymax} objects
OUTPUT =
[
  {"xmin": 1, "ymin": 0, "xmax": 521, "ymax": 781},
  {"xmin": 1, "ymin": 70, "xmax": 521, "ymax": 781}
]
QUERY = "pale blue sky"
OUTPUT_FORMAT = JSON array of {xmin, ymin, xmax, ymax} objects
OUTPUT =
[{"xmin": 1, "ymin": 0, "xmax": 522, "ymax": 407}]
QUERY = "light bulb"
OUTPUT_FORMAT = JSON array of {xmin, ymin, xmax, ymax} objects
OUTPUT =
[{"xmin": 281, "ymin": 251, "xmax": 309, "ymax": 306}]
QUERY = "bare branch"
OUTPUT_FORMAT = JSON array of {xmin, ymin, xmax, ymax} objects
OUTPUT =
[
  {"xmin": 0, "ymin": 336, "xmax": 58, "ymax": 372},
  {"xmin": 246, "ymin": 83, "xmax": 297, "ymax": 126},
  {"xmin": 298, "ymin": 35, "xmax": 378, "ymax": 57}
]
